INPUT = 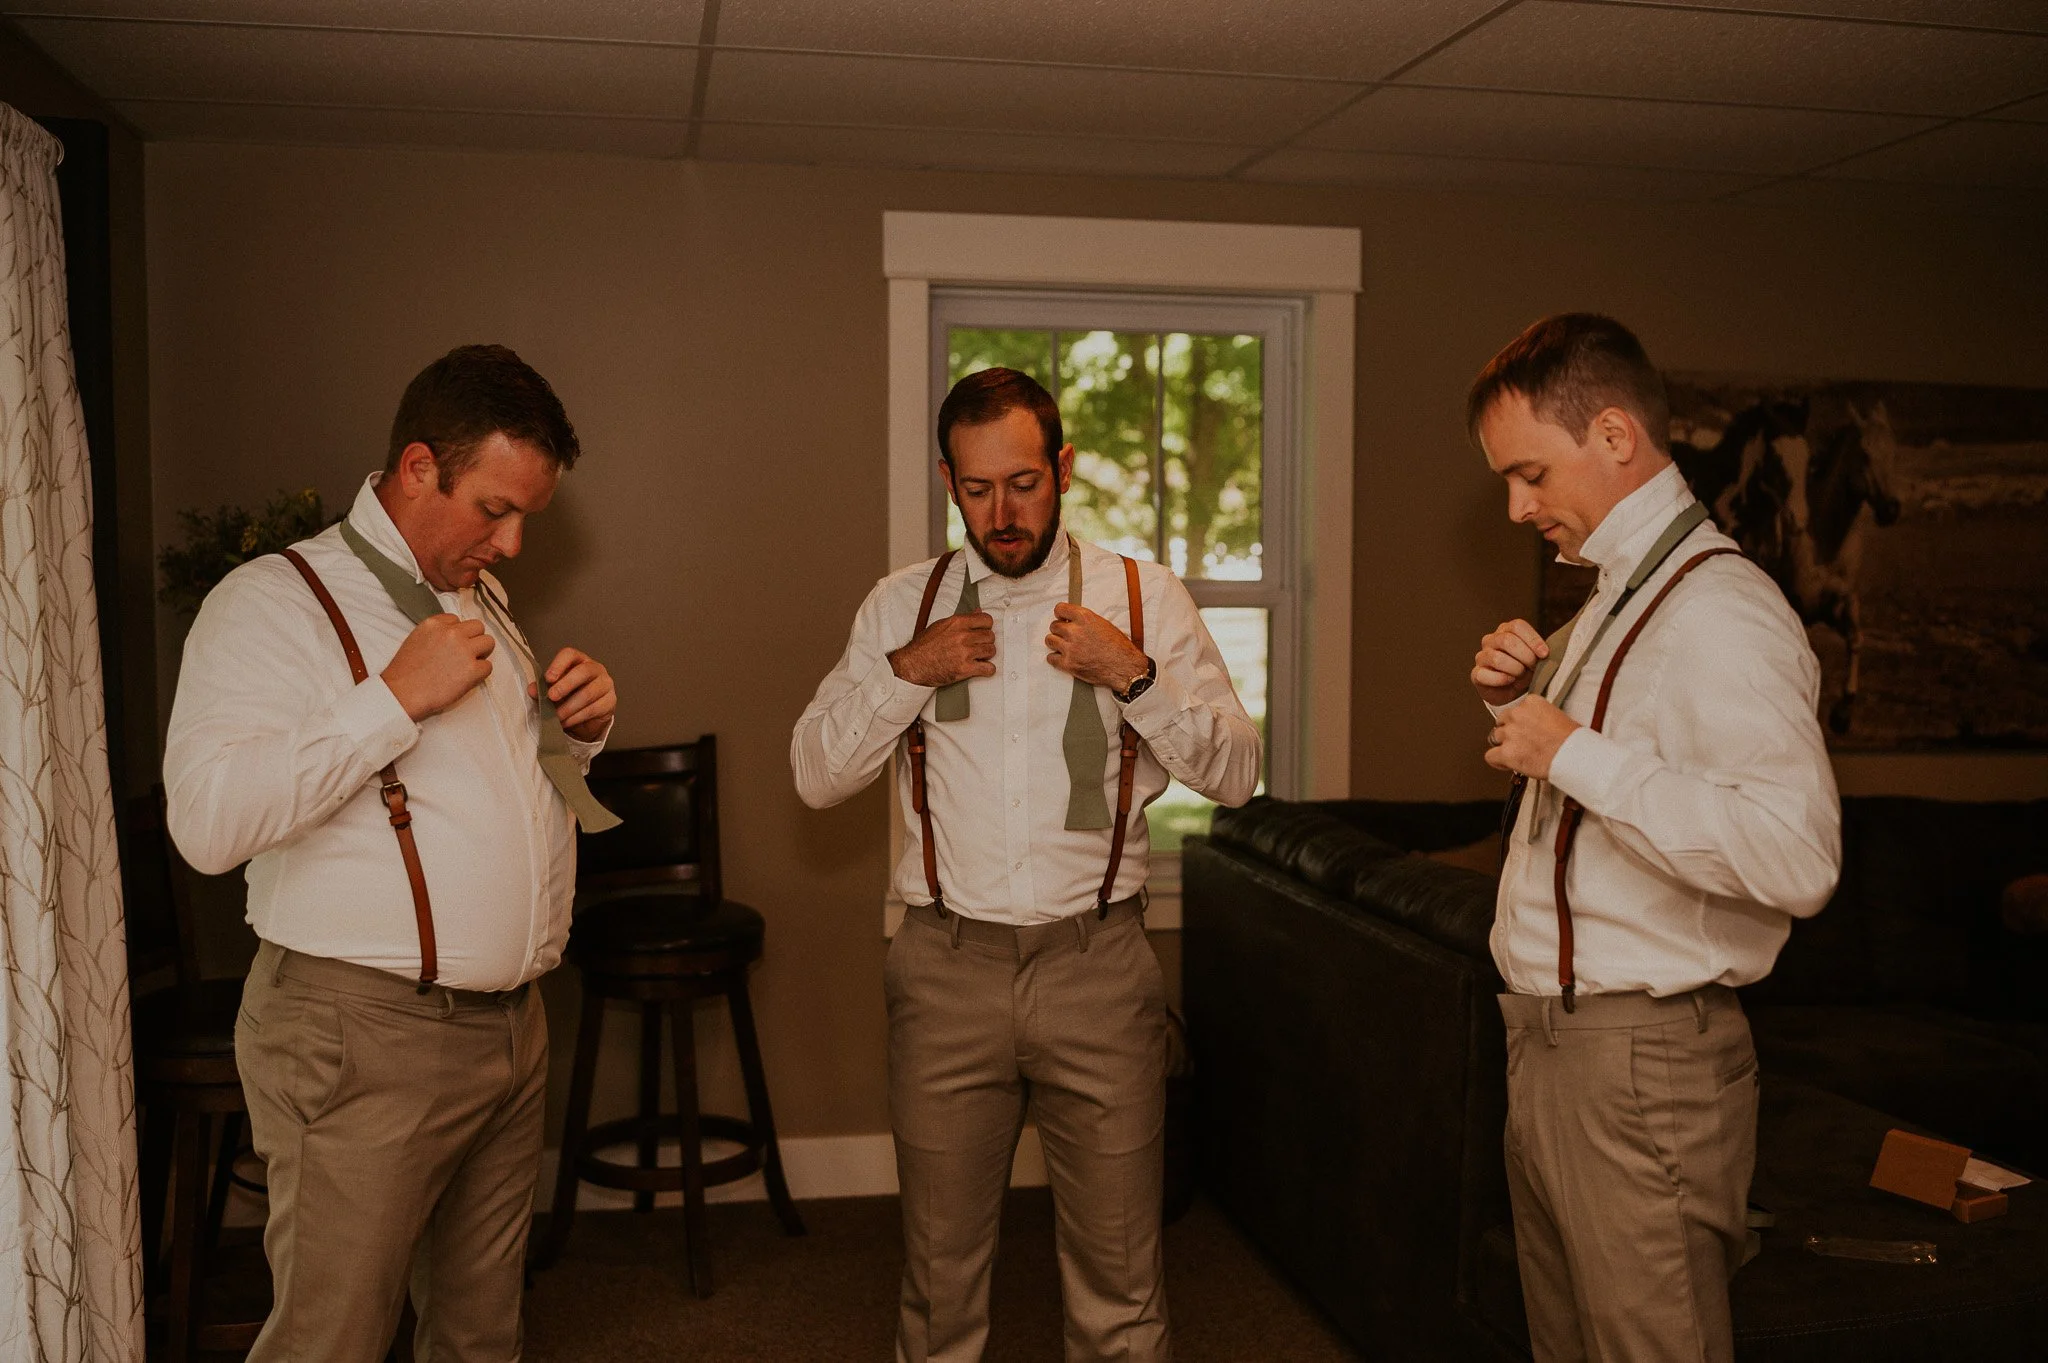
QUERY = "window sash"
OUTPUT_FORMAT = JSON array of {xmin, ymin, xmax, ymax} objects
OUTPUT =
[{"xmin": 928, "ymin": 286, "xmax": 1303, "ymax": 803}]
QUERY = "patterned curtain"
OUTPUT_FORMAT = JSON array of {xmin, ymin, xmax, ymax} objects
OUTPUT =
[{"xmin": 0, "ymin": 102, "xmax": 143, "ymax": 1361}]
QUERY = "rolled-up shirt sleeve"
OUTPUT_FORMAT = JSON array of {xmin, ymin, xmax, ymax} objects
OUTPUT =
[
  {"xmin": 1119, "ymin": 573, "xmax": 1262, "ymax": 808},
  {"xmin": 791, "ymin": 578, "xmax": 934, "ymax": 809},
  {"xmin": 165, "ymin": 563, "xmax": 420, "ymax": 876},
  {"xmin": 1545, "ymin": 580, "xmax": 1842, "ymax": 917}
]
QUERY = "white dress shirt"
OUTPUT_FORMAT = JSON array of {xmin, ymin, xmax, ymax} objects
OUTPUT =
[
  {"xmin": 165, "ymin": 474, "xmax": 604, "ymax": 991},
  {"xmin": 793, "ymin": 532, "xmax": 1261, "ymax": 925},
  {"xmin": 1489, "ymin": 463, "xmax": 1842, "ymax": 997}
]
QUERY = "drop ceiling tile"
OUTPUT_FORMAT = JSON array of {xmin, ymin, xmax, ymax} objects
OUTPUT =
[
  {"xmin": 1402, "ymin": 0, "xmax": 2048, "ymax": 116},
  {"xmin": 1239, "ymin": 144, "xmax": 1765, "ymax": 198},
  {"xmin": 13, "ymin": 18, "xmax": 695, "ymax": 116},
  {"xmin": 1299, "ymin": 86, "xmax": 1937, "ymax": 175},
  {"xmin": 1996, "ymin": 93, "xmax": 2048, "ymax": 122},
  {"xmin": 695, "ymin": 121, "xmax": 1253, "ymax": 179},
  {"xmin": 111, "ymin": 99, "xmax": 691, "ymax": 156},
  {"xmin": 1624, "ymin": 1, "xmax": 2048, "ymax": 34},
  {"xmin": 1815, "ymin": 119, "xmax": 2048, "ymax": 187},
  {"xmin": 715, "ymin": 0, "xmax": 1502, "ymax": 81},
  {"xmin": 1725, "ymin": 175, "xmax": 2048, "ymax": 218},
  {"xmin": 704, "ymin": 50, "xmax": 1355, "ymax": 144},
  {"xmin": 5, "ymin": 2, "xmax": 705, "ymax": 43}
]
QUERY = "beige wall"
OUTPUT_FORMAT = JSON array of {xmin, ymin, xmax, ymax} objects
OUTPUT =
[{"xmin": 144, "ymin": 143, "xmax": 2048, "ymax": 1139}]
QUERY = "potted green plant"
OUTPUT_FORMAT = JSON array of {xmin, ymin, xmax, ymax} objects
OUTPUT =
[{"xmin": 158, "ymin": 487, "xmax": 332, "ymax": 614}]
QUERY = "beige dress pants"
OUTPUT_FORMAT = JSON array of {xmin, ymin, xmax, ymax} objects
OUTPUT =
[
  {"xmin": 236, "ymin": 940, "xmax": 548, "ymax": 1363},
  {"xmin": 887, "ymin": 901, "xmax": 1172, "ymax": 1363},
  {"xmin": 1499, "ymin": 985, "xmax": 1760, "ymax": 1363}
]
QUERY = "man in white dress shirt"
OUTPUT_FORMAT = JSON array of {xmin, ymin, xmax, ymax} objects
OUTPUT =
[
  {"xmin": 1467, "ymin": 314, "xmax": 1841, "ymax": 1363},
  {"xmin": 794, "ymin": 368, "xmax": 1260, "ymax": 1362},
  {"xmin": 166, "ymin": 345, "xmax": 617, "ymax": 1362}
]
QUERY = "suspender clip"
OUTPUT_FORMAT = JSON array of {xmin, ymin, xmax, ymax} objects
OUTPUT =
[{"xmin": 1561, "ymin": 982, "xmax": 1576, "ymax": 1015}]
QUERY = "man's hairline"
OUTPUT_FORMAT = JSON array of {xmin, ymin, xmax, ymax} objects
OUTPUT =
[{"xmin": 1472, "ymin": 386, "xmax": 1667, "ymax": 457}]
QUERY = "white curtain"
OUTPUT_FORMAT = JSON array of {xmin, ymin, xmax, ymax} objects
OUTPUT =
[{"xmin": 0, "ymin": 102, "xmax": 143, "ymax": 1361}]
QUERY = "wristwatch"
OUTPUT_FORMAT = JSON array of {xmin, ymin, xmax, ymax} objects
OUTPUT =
[{"xmin": 1113, "ymin": 655, "xmax": 1157, "ymax": 705}]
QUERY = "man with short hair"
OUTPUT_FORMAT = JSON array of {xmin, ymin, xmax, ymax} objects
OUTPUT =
[
  {"xmin": 1466, "ymin": 314, "xmax": 1841, "ymax": 1363},
  {"xmin": 793, "ymin": 367, "xmax": 1261, "ymax": 1362},
  {"xmin": 167, "ymin": 344, "xmax": 618, "ymax": 1362}
]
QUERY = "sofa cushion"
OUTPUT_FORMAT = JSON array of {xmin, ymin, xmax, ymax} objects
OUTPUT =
[
  {"xmin": 1747, "ymin": 1004, "xmax": 2048, "ymax": 1169},
  {"xmin": 1350, "ymin": 854, "xmax": 1501, "ymax": 968},
  {"xmin": 1209, "ymin": 799, "xmax": 1406, "ymax": 899},
  {"xmin": 1751, "ymin": 798, "xmax": 2048, "ymax": 1014}
]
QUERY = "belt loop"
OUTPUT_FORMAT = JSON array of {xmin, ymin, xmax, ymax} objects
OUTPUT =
[
  {"xmin": 1075, "ymin": 911, "xmax": 1091, "ymax": 953},
  {"xmin": 1542, "ymin": 996, "xmax": 1559, "ymax": 1048},
  {"xmin": 1692, "ymin": 990, "xmax": 1709, "ymax": 1034},
  {"xmin": 948, "ymin": 913, "xmax": 963, "ymax": 950},
  {"xmin": 437, "ymin": 987, "xmax": 455, "ymax": 1020},
  {"xmin": 271, "ymin": 946, "xmax": 288, "ymax": 987}
]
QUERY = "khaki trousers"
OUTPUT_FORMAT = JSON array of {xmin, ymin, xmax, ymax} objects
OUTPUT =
[
  {"xmin": 1499, "ymin": 986, "xmax": 1760, "ymax": 1363},
  {"xmin": 887, "ymin": 901, "xmax": 1171, "ymax": 1363},
  {"xmin": 236, "ymin": 940, "xmax": 548, "ymax": 1363}
]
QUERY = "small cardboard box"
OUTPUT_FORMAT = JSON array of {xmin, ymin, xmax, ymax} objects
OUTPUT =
[
  {"xmin": 1870, "ymin": 1129, "xmax": 1971, "ymax": 1209},
  {"xmin": 1952, "ymin": 1184, "xmax": 2010, "ymax": 1223}
]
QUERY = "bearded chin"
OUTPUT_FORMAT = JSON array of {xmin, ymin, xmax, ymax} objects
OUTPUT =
[{"xmin": 971, "ymin": 500, "xmax": 1063, "ymax": 579}]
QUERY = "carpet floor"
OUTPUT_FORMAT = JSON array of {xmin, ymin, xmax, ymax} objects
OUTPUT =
[{"xmin": 524, "ymin": 1191, "xmax": 1362, "ymax": 1361}]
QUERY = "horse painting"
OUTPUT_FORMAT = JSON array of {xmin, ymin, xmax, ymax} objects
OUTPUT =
[
  {"xmin": 1544, "ymin": 375, "xmax": 2048, "ymax": 751},
  {"xmin": 1678, "ymin": 399, "xmax": 1902, "ymax": 733}
]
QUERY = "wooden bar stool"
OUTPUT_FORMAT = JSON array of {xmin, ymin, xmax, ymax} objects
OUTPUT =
[
  {"xmin": 531, "ymin": 737, "xmax": 805, "ymax": 1296},
  {"xmin": 125, "ymin": 789, "xmax": 268, "ymax": 1361}
]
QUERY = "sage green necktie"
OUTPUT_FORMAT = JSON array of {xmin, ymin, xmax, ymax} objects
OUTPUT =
[
  {"xmin": 339, "ymin": 520, "xmax": 622, "ymax": 833},
  {"xmin": 930, "ymin": 536, "xmax": 1116, "ymax": 831}
]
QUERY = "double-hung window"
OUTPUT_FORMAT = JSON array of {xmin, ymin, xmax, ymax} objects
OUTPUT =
[{"xmin": 929, "ymin": 289, "xmax": 1303, "ymax": 850}]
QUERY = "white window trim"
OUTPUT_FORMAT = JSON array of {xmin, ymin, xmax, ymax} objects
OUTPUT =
[{"xmin": 882, "ymin": 211, "xmax": 1360, "ymax": 933}]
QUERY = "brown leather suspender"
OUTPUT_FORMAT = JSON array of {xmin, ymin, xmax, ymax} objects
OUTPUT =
[
  {"xmin": 904, "ymin": 549, "xmax": 1146, "ymax": 920},
  {"xmin": 906, "ymin": 551, "xmax": 957, "ymax": 914},
  {"xmin": 1094, "ymin": 556, "xmax": 1145, "ymax": 917},
  {"xmin": 281, "ymin": 549, "xmax": 439, "ymax": 992},
  {"xmin": 1550, "ymin": 547, "xmax": 1738, "ymax": 1011}
]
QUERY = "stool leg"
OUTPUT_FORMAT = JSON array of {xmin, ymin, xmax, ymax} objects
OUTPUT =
[
  {"xmin": 165, "ymin": 1108, "xmax": 207, "ymax": 1363},
  {"xmin": 139, "ymin": 1097, "xmax": 174, "ymax": 1295},
  {"xmin": 635, "ymin": 1003, "xmax": 662, "ymax": 1214},
  {"xmin": 669, "ymin": 1002, "xmax": 711, "ymax": 1297},
  {"xmin": 728, "ymin": 975, "xmax": 806, "ymax": 1236},
  {"xmin": 203, "ymin": 1110, "xmax": 243, "ymax": 1255},
  {"xmin": 533, "ymin": 986, "xmax": 606, "ymax": 1270}
]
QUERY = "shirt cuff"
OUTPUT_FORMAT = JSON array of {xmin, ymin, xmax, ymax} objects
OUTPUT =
[
  {"xmin": 1547, "ymin": 727, "xmax": 1637, "ymax": 816},
  {"xmin": 862, "ymin": 654, "xmax": 934, "ymax": 726},
  {"xmin": 566, "ymin": 715, "xmax": 613, "ymax": 771},
  {"xmin": 1119, "ymin": 667, "xmax": 1183, "ymax": 734},
  {"xmin": 1485, "ymin": 694, "xmax": 1527, "ymax": 721},
  {"xmin": 333, "ymin": 676, "xmax": 419, "ymax": 769}
]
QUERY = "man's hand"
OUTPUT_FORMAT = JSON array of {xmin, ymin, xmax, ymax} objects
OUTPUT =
[
  {"xmin": 382, "ymin": 614, "xmax": 494, "ymax": 721},
  {"xmin": 890, "ymin": 612, "xmax": 996, "ymax": 688},
  {"xmin": 533, "ymin": 647, "xmax": 616, "ymax": 741},
  {"xmin": 1472, "ymin": 618, "xmax": 1551, "ymax": 707},
  {"xmin": 1484, "ymin": 696, "xmax": 1580, "ymax": 781},
  {"xmin": 1046, "ymin": 604, "xmax": 1148, "ymax": 691}
]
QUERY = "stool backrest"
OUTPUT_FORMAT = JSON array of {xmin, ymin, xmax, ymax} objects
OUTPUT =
[
  {"xmin": 578, "ymin": 736, "xmax": 722, "ymax": 903},
  {"xmin": 122, "ymin": 784, "xmax": 204, "ymax": 1002}
]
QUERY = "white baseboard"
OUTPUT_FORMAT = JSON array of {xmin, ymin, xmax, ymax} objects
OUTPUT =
[{"xmin": 534, "ymin": 1127, "xmax": 1048, "ymax": 1212}]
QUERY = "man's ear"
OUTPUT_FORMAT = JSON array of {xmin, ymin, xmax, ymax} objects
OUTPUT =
[
  {"xmin": 1590, "ymin": 407, "xmax": 1637, "ymax": 465},
  {"xmin": 1055, "ymin": 443, "xmax": 1076, "ymax": 495},
  {"xmin": 393, "ymin": 441, "xmax": 440, "ymax": 498}
]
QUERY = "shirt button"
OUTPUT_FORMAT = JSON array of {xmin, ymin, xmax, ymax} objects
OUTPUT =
[
  {"xmin": 1013, "ymin": 860, "xmax": 1023, "ymax": 871},
  {"xmin": 1011, "ymin": 798, "xmax": 1020, "ymax": 809}
]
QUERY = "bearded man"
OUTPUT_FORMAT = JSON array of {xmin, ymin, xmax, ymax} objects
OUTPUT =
[{"xmin": 793, "ymin": 367, "xmax": 1260, "ymax": 1362}]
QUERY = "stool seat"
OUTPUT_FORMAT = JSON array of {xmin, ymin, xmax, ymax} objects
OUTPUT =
[
  {"xmin": 570, "ymin": 896, "xmax": 765, "ymax": 959},
  {"xmin": 134, "ymin": 979, "xmax": 244, "ymax": 1084}
]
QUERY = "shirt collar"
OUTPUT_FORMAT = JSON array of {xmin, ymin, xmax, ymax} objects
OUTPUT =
[
  {"xmin": 346, "ymin": 473, "xmax": 436, "ymax": 589},
  {"xmin": 1571, "ymin": 462, "xmax": 1693, "ymax": 579},
  {"xmin": 962, "ymin": 524, "xmax": 1072, "ymax": 588}
]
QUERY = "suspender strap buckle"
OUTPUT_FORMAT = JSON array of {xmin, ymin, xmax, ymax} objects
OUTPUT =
[{"xmin": 379, "ymin": 778, "xmax": 412, "ymax": 828}]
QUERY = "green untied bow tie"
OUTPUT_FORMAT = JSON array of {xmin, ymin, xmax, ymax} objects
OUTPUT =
[
  {"xmin": 339, "ymin": 519, "xmax": 622, "ymax": 833},
  {"xmin": 931, "ymin": 535, "xmax": 1116, "ymax": 831}
]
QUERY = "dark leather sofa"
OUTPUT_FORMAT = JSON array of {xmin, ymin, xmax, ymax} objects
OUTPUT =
[{"xmin": 1183, "ymin": 795, "xmax": 2048, "ymax": 1361}]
